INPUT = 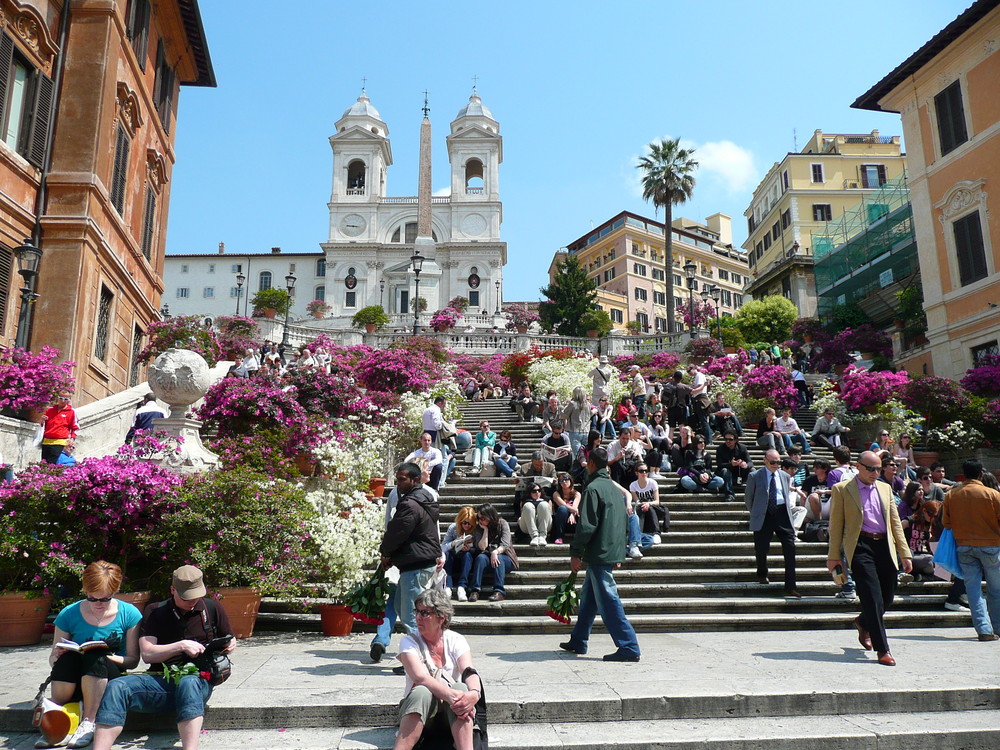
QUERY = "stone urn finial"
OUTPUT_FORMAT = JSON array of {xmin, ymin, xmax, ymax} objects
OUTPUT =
[{"xmin": 147, "ymin": 348, "xmax": 217, "ymax": 474}]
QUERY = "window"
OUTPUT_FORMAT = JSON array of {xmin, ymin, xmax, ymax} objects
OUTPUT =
[
  {"xmin": 861, "ymin": 164, "xmax": 887, "ymax": 188},
  {"xmin": 316, "ymin": 258, "xmax": 326, "ymax": 277},
  {"xmin": 289, "ymin": 263, "xmax": 296, "ymax": 273},
  {"xmin": 635, "ymin": 312, "xmax": 649, "ymax": 330},
  {"xmin": 399, "ymin": 290, "xmax": 409, "ymax": 314},
  {"xmin": 718, "ymin": 269, "xmax": 730, "ymax": 281},
  {"xmin": 0, "ymin": 31, "xmax": 54, "ymax": 168},
  {"xmin": 722, "ymin": 289, "xmax": 733, "ymax": 307},
  {"xmin": 258, "ymin": 271, "xmax": 272, "ymax": 291},
  {"xmin": 139, "ymin": 186, "xmax": 157, "ymax": 260},
  {"xmin": 231, "ymin": 264, "xmax": 242, "ymax": 273},
  {"xmin": 110, "ymin": 123, "xmax": 130, "ymax": 215},
  {"xmin": 653, "ymin": 290, "xmax": 666, "ymax": 305},
  {"xmin": 781, "ymin": 209, "xmax": 791, "ymax": 229},
  {"xmin": 812, "ymin": 204, "xmax": 832, "ymax": 222},
  {"xmin": 782, "ymin": 170, "xmax": 789, "ymax": 190},
  {"xmin": 733, "ymin": 293, "xmax": 744, "ymax": 307},
  {"xmin": 763, "ymin": 233, "xmax": 772, "ymax": 250},
  {"xmin": 469, "ymin": 290, "xmax": 480, "ymax": 307},
  {"xmin": 953, "ymin": 210, "xmax": 988, "ymax": 287},
  {"xmin": 603, "ymin": 268, "xmax": 616, "ymax": 283},
  {"xmin": 315, "ymin": 285, "xmax": 325, "ymax": 302},
  {"xmin": 655, "ymin": 317, "xmax": 667, "ymax": 332},
  {"xmin": 811, "ymin": 164, "xmax": 824, "ymax": 183},
  {"xmin": 673, "ymin": 274, "xmax": 681, "ymax": 286},
  {"xmin": 128, "ymin": 324, "xmax": 144, "ymax": 387},
  {"xmin": 0, "ymin": 244, "xmax": 11, "ymax": 330},
  {"xmin": 176, "ymin": 287, "xmax": 189, "ymax": 298},
  {"xmin": 747, "ymin": 215, "xmax": 756, "ymax": 234},
  {"xmin": 632, "ymin": 243, "xmax": 641, "ymax": 255},
  {"xmin": 94, "ymin": 286, "xmax": 114, "ymax": 362},
  {"xmin": 180, "ymin": 264, "xmax": 189, "ymax": 273},
  {"xmin": 732, "ymin": 273, "xmax": 741, "ymax": 284},
  {"xmin": 753, "ymin": 242, "xmax": 763, "ymax": 259},
  {"xmin": 972, "ymin": 341, "xmax": 999, "ymax": 365},
  {"xmin": 935, "ymin": 80, "xmax": 968, "ymax": 156},
  {"xmin": 611, "ymin": 309, "xmax": 623, "ymax": 324},
  {"xmin": 633, "ymin": 263, "xmax": 647, "ymax": 276},
  {"xmin": 771, "ymin": 222, "xmax": 780, "ymax": 241},
  {"xmin": 208, "ymin": 264, "xmax": 215, "ymax": 273},
  {"xmin": 345, "ymin": 291, "xmax": 356, "ymax": 308},
  {"xmin": 652, "ymin": 268, "xmax": 665, "ymax": 281},
  {"xmin": 152, "ymin": 40, "xmax": 175, "ymax": 133},
  {"xmin": 203, "ymin": 287, "xmax": 214, "ymax": 298},
  {"xmin": 634, "ymin": 287, "xmax": 648, "ymax": 302},
  {"xmin": 230, "ymin": 287, "xmax": 241, "ymax": 298},
  {"xmin": 674, "ymin": 296, "xmax": 683, "ymax": 309},
  {"xmin": 690, "ymin": 279, "xmax": 699, "ymax": 292},
  {"xmin": 125, "ymin": 0, "xmax": 151, "ymax": 69}
]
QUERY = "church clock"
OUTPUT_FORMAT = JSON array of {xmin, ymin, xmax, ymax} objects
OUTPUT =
[{"xmin": 341, "ymin": 214, "xmax": 367, "ymax": 237}]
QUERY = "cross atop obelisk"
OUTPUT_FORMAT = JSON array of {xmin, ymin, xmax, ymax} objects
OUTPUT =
[{"xmin": 414, "ymin": 91, "xmax": 434, "ymax": 252}]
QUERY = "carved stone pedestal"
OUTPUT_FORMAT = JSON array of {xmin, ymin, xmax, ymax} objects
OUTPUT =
[{"xmin": 147, "ymin": 348, "xmax": 218, "ymax": 474}]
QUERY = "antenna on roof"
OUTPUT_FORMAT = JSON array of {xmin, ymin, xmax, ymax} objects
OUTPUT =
[{"xmin": 793, "ymin": 128, "xmax": 798, "ymax": 152}]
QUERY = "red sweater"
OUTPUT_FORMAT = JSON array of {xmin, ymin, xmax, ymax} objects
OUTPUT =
[{"xmin": 43, "ymin": 404, "xmax": 79, "ymax": 441}]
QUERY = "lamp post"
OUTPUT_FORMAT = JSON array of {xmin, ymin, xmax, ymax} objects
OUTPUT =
[
  {"xmin": 710, "ymin": 284, "xmax": 722, "ymax": 341},
  {"xmin": 379, "ymin": 278, "xmax": 385, "ymax": 308},
  {"xmin": 160, "ymin": 304, "xmax": 170, "ymax": 319},
  {"xmin": 280, "ymin": 272, "xmax": 296, "ymax": 348},
  {"xmin": 13, "ymin": 240, "xmax": 42, "ymax": 350},
  {"xmin": 494, "ymin": 279, "xmax": 501, "ymax": 314},
  {"xmin": 235, "ymin": 272, "xmax": 245, "ymax": 315},
  {"xmin": 410, "ymin": 250, "xmax": 424, "ymax": 336},
  {"xmin": 700, "ymin": 284, "xmax": 711, "ymax": 338},
  {"xmin": 683, "ymin": 260, "xmax": 697, "ymax": 343}
]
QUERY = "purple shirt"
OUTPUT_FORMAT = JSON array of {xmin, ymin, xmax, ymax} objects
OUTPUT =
[{"xmin": 857, "ymin": 478, "xmax": 887, "ymax": 534}]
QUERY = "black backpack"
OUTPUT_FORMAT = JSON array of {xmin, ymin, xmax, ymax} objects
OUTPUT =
[{"xmin": 661, "ymin": 381, "xmax": 678, "ymax": 409}]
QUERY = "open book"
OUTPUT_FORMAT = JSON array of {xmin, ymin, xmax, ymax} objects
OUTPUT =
[{"xmin": 58, "ymin": 639, "xmax": 111, "ymax": 653}]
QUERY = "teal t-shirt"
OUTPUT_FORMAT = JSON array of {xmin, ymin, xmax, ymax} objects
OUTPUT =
[{"xmin": 53, "ymin": 599, "xmax": 142, "ymax": 656}]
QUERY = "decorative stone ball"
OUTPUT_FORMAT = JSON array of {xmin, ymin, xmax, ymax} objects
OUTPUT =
[{"xmin": 148, "ymin": 348, "xmax": 211, "ymax": 408}]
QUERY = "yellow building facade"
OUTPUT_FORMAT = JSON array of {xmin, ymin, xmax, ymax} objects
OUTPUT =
[
  {"xmin": 743, "ymin": 130, "xmax": 906, "ymax": 317},
  {"xmin": 560, "ymin": 211, "xmax": 749, "ymax": 334},
  {"xmin": 854, "ymin": 0, "xmax": 1000, "ymax": 379}
]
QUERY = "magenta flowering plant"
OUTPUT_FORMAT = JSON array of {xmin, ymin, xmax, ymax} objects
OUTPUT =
[
  {"xmin": 388, "ymin": 336, "xmax": 449, "ymax": 364},
  {"xmin": 901, "ymin": 377, "xmax": 972, "ymax": 429},
  {"xmin": 447, "ymin": 296, "xmax": 470, "ymax": 313},
  {"xmin": 684, "ymin": 337, "xmax": 725, "ymax": 360},
  {"xmin": 506, "ymin": 303, "xmax": 540, "ymax": 329},
  {"xmin": 355, "ymin": 347, "xmax": 444, "ymax": 394},
  {"xmin": 791, "ymin": 317, "xmax": 829, "ymax": 343},
  {"xmin": 961, "ymin": 355, "xmax": 1000, "ymax": 397},
  {"xmin": 0, "ymin": 345, "xmax": 76, "ymax": 414},
  {"xmin": 429, "ymin": 306, "xmax": 461, "ymax": 332},
  {"xmin": 196, "ymin": 377, "xmax": 307, "ymax": 437},
  {"xmin": 286, "ymin": 369, "xmax": 376, "ymax": 421},
  {"xmin": 140, "ymin": 316, "xmax": 222, "ymax": 366},
  {"xmin": 117, "ymin": 430, "xmax": 184, "ymax": 460},
  {"xmin": 837, "ymin": 365, "xmax": 910, "ymax": 412},
  {"xmin": 703, "ymin": 348, "xmax": 750, "ymax": 380},
  {"xmin": 981, "ymin": 399, "xmax": 1000, "ymax": 441},
  {"xmin": 214, "ymin": 316, "xmax": 260, "ymax": 360},
  {"xmin": 741, "ymin": 365, "xmax": 800, "ymax": 410},
  {"xmin": 677, "ymin": 299, "xmax": 716, "ymax": 329}
]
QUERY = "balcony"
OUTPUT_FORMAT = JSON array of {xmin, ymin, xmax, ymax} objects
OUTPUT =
[{"xmin": 466, "ymin": 186, "xmax": 484, "ymax": 195}]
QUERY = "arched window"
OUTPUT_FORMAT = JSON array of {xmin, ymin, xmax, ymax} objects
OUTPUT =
[
  {"xmin": 391, "ymin": 223, "xmax": 437, "ymax": 242},
  {"xmin": 347, "ymin": 160, "xmax": 366, "ymax": 195},
  {"xmin": 315, "ymin": 286, "xmax": 325, "ymax": 302},
  {"xmin": 465, "ymin": 158, "xmax": 484, "ymax": 194},
  {"xmin": 258, "ymin": 271, "xmax": 272, "ymax": 291}
]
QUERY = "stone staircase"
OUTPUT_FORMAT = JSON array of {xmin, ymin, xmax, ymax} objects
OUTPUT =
[{"xmin": 259, "ymin": 396, "xmax": 969, "ymax": 635}]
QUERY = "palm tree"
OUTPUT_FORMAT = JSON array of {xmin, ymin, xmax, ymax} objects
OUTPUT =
[{"xmin": 637, "ymin": 138, "xmax": 697, "ymax": 335}]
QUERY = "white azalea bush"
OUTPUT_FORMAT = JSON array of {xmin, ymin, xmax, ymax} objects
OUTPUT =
[
  {"xmin": 313, "ymin": 417, "xmax": 397, "ymax": 493},
  {"xmin": 527, "ymin": 354, "xmax": 627, "ymax": 404},
  {"xmin": 926, "ymin": 420, "xmax": 986, "ymax": 453},
  {"xmin": 306, "ymin": 483, "xmax": 384, "ymax": 600}
]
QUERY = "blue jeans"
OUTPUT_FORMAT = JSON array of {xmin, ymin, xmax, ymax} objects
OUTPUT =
[
  {"xmin": 785, "ymin": 433, "xmax": 811, "ymax": 453},
  {"xmin": 566, "ymin": 563, "xmax": 640, "ymax": 657},
  {"xmin": 494, "ymin": 455, "xmax": 518, "ymax": 477},
  {"xmin": 371, "ymin": 582, "xmax": 398, "ymax": 648},
  {"xmin": 627, "ymin": 513, "xmax": 641, "ymax": 546},
  {"xmin": 680, "ymin": 475, "xmax": 724, "ymax": 493},
  {"xmin": 957, "ymin": 545, "xmax": 1000, "ymax": 636},
  {"xmin": 396, "ymin": 565, "xmax": 436, "ymax": 636},
  {"xmin": 95, "ymin": 673, "xmax": 212, "ymax": 726},
  {"xmin": 595, "ymin": 418, "xmax": 617, "ymax": 440},
  {"xmin": 469, "ymin": 552, "xmax": 514, "ymax": 594},
  {"xmin": 444, "ymin": 550, "xmax": 473, "ymax": 589},
  {"xmin": 568, "ymin": 432, "xmax": 587, "ymax": 457}
]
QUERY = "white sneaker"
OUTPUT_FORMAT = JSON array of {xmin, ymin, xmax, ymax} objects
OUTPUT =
[
  {"xmin": 627, "ymin": 546, "xmax": 643, "ymax": 559},
  {"xmin": 444, "ymin": 587, "xmax": 452, "ymax": 599},
  {"xmin": 538, "ymin": 537, "xmax": 548, "ymax": 547},
  {"xmin": 67, "ymin": 720, "xmax": 95, "ymax": 748},
  {"xmin": 457, "ymin": 587, "xmax": 468, "ymax": 602},
  {"xmin": 651, "ymin": 534, "xmax": 662, "ymax": 545},
  {"xmin": 529, "ymin": 537, "xmax": 541, "ymax": 547},
  {"xmin": 944, "ymin": 601, "xmax": 965, "ymax": 611}
]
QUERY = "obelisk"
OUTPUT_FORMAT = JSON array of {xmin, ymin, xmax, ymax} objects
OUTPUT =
[{"xmin": 414, "ymin": 93, "xmax": 435, "ymax": 255}]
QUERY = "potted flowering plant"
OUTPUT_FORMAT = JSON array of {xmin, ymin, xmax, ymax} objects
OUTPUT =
[
  {"xmin": 677, "ymin": 299, "xmax": 715, "ymax": 330},
  {"xmin": 306, "ymin": 299, "xmax": 331, "ymax": 319},
  {"xmin": 791, "ymin": 317, "xmax": 828, "ymax": 344},
  {"xmin": 741, "ymin": 364, "xmax": 800, "ymax": 411},
  {"xmin": 625, "ymin": 320, "xmax": 644, "ymax": 335},
  {"xmin": 925, "ymin": 420, "xmax": 990, "ymax": 477},
  {"xmin": 447, "ymin": 296, "xmax": 470, "ymax": 313},
  {"xmin": 579, "ymin": 308, "xmax": 613, "ymax": 338},
  {"xmin": 140, "ymin": 317, "xmax": 222, "ymax": 367},
  {"xmin": 684, "ymin": 337, "xmax": 725, "ymax": 361},
  {"xmin": 506, "ymin": 304, "xmax": 540, "ymax": 333},
  {"xmin": 351, "ymin": 305, "xmax": 389, "ymax": 333},
  {"xmin": 213, "ymin": 315, "xmax": 260, "ymax": 360},
  {"xmin": 838, "ymin": 366, "xmax": 910, "ymax": 413},
  {"xmin": 901, "ymin": 377, "xmax": 972, "ymax": 430},
  {"xmin": 429, "ymin": 306, "xmax": 461, "ymax": 332},
  {"xmin": 0, "ymin": 346, "xmax": 76, "ymax": 419},
  {"xmin": 250, "ymin": 288, "xmax": 292, "ymax": 318}
]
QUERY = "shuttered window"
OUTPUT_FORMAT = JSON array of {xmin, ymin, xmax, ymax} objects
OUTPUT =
[
  {"xmin": 128, "ymin": 324, "xmax": 143, "ymax": 387},
  {"xmin": 954, "ymin": 211, "xmax": 988, "ymax": 287},
  {"xmin": 126, "ymin": 0, "xmax": 151, "ymax": 71},
  {"xmin": 110, "ymin": 123, "xmax": 130, "ymax": 214},
  {"xmin": 935, "ymin": 81, "xmax": 968, "ymax": 157},
  {"xmin": 152, "ymin": 40, "xmax": 174, "ymax": 134},
  {"xmin": 140, "ymin": 186, "xmax": 157, "ymax": 260},
  {"xmin": 95, "ymin": 286, "xmax": 114, "ymax": 362},
  {"xmin": 0, "ymin": 30, "xmax": 53, "ymax": 168},
  {"xmin": 0, "ymin": 244, "xmax": 11, "ymax": 331}
]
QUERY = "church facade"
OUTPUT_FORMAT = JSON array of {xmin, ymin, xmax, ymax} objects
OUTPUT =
[{"xmin": 320, "ymin": 90, "xmax": 506, "ymax": 328}]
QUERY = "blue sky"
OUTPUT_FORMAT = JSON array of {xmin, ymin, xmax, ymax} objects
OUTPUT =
[{"xmin": 166, "ymin": 0, "xmax": 971, "ymax": 301}]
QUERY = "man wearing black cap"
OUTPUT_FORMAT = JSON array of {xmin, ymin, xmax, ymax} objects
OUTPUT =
[{"xmin": 93, "ymin": 566, "xmax": 236, "ymax": 750}]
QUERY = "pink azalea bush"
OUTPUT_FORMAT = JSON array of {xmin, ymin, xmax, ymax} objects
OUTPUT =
[
  {"xmin": 0, "ymin": 346, "xmax": 76, "ymax": 413},
  {"xmin": 355, "ymin": 347, "xmax": 444, "ymax": 394},
  {"xmin": 961, "ymin": 355, "xmax": 1000, "ymax": 397},
  {"xmin": 677, "ymin": 298, "xmax": 716, "ymax": 329},
  {"xmin": 430, "ymin": 307, "xmax": 461, "ymax": 332},
  {"xmin": 197, "ymin": 377, "xmax": 307, "ymax": 437},
  {"xmin": 742, "ymin": 365, "xmax": 799, "ymax": 410},
  {"xmin": 901, "ymin": 377, "xmax": 972, "ymax": 428},
  {"xmin": 703, "ymin": 348, "xmax": 750, "ymax": 380},
  {"xmin": 838, "ymin": 365, "xmax": 910, "ymax": 411},
  {"xmin": 214, "ymin": 316, "xmax": 260, "ymax": 360},
  {"xmin": 140, "ymin": 316, "xmax": 222, "ymax": 366}
]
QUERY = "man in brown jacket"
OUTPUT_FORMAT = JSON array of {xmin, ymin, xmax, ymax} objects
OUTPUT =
[{"xmin": 942, "ymin": 459, "xmax": 1000, "ymax": 642}]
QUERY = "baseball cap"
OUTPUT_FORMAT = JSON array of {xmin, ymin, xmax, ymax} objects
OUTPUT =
[{"xmin": 172, "ymin": 565, "xmax": 207, "ymax": 600}]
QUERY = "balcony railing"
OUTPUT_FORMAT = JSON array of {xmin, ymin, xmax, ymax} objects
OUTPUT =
[
  {"xmin": 466, "ymin": 186, "xmax": 484, "ymax": 195},
  {"xmin": 346, "ymin": 188, "xmax": 365, "ymax": 196}
]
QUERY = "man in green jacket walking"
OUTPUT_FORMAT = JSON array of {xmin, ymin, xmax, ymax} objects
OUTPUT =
[{"xmin": 559, "ymin": 447, "xmax": 641, "ymax": 661}]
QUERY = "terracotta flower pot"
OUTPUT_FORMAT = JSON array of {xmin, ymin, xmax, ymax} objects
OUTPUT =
[
  {"xmin": 365, "ymin": 323, "xmax": 377, "ymax": 334},
  {"xmin": 114, "ymin": 591, "xmax": 151, "ymax": 612},
  {"xmin": 262, "ymin": 308, "xmax": 277, "ymax": 319},
  {"xmin": 0, "ymin": 591, "xmax": 53, "ymax": 646},
  {"xmin": 368, "ymin": 477, "xmax": 387, "ymax": 497},
  {"xmin": 586, "ymin": 330, "xmax": 598, "ymax": 339},
  {"xmin": 211, "ymin": 587, "xmax": 262, "ymax": 638},
  {"xmin": 295, "ymin": 452, "xmax": 317, "ymax": 477},
  {"xmin": 516, "ymin": 325, "xmax": 528, "ymax": 334},
  {"xmin": 319, "ymin": 604, "xmax": 354, "ymax": 636}
]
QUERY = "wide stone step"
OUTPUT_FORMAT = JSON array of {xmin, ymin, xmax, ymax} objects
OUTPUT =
[{"xmin": 512, "ymin": 553, "xmax": 834, "ymax": 569}]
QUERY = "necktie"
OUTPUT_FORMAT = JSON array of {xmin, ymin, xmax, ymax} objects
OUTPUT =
[{"xmin": 768, "ymin": 471, "xmax": 778, "ymax": 513}]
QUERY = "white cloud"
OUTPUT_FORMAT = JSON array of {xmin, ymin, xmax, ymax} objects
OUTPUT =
[{"xmin": 433, "ymin": 186, "xmax": 450, "ymax": 196}]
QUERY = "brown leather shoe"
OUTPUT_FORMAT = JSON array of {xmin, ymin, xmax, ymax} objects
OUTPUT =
[
  {"xmin": 877, "ymin": 651, "xmax": 896, "ymax": 666},
  {"xmin": 488, "ymin": 592, "xmax": 505, "ymax": 602},
  {"xmin": 467, "ymin": 591, "xmax": 479, "ymax": 602},
  {"xmin": 854, "ymin": 617, "xmax": 872, "ymax": 651},
  {"xmin": 978, "ymin": 633, "xmax": 1000, "ymax": 641}
]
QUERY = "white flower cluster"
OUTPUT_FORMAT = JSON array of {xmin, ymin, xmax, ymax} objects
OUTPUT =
[
  {"xmin": 527, "ymin": 355, "xmax": 626, "ymax": 403},
  {"xmin": 313, "ymin": 416, "xmax": 396, "ymax": 494},
  {"xmin": 926, "ymin": 420, "xmax": 986, "ymax": 453},
  {"xmin": 306, "ymin": 483, "xmax": 384, "ymax": 600}
]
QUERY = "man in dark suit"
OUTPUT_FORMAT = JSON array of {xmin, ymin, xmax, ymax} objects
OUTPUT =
[
  {"xmin": 745, "ymin": 449, "xmax": 800, "ymax": 598},
  {"xmin": 826, "ymin": 450, "xmax": 912, "ymax": 666}
]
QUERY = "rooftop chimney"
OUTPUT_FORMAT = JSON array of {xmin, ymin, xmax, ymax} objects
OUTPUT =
[
  {"xmin": 218, "ymin": 242, "xmax": 225, "ymax": 254},
  {"xmin": 271, "ymin": 246, "xmax": 281, "ymax": 254}
]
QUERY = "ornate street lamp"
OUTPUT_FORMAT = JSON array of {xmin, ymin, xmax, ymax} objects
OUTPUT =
[
  {"xmin": 494, "ymin": 279, "xmax": 501, "ymax": 314},
  {"xmin": 379, "ymin": 278, "xmax": 385, "ymax": 308},
  {"xmin": 700, "ymin": 284, "xmax": 711, "ymax": 337},
  {"xmin": 410, "ymin": 250, "xmax": 424, "ymax": 336},
  {"xmin": 684, "ymin": 260, "xmax": 697, "ymax": 343},
  {"xmin": 710, "ymin": 284, "xmax": 722, "ymax": 341},
  {"xmin": 160, "ymin": 304, "xmax": 170, "ymax": 319},
  {"xmin": 280, "ymin": 272, "xmax": 296, "ymax": 347},
  {"xmin": 235, "ymin": 272, "xmax": 245, "ymax": 315},
  {"xmin": 13, "ymin": 240, "xmax": 43, "ymax": 350}
]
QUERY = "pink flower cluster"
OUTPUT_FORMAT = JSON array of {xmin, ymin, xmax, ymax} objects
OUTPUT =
[
  {"xmin": 742, "ymin": 365, "xmax": 800, "ymax": 410},
  {"xmin": 838, "ymin": 365, "xmax": 910, "ymax": 411},
  {"xmin": 961, "ymin": 355, "xmax": 1000, "ymax": 398},
  {"xmin": 0, "ymin": 346, "xmax": 76, "ymax": 413}
]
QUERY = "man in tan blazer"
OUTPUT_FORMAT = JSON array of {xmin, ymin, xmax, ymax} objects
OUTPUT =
[{"xmin": 826, "ymin": 450, "xmax": 912, "ymax": 666}]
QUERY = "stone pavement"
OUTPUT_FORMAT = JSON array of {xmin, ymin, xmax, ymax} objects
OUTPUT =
[{"xmin": 2, "ymin": 628, "xmax": 999, "ymax": 748}]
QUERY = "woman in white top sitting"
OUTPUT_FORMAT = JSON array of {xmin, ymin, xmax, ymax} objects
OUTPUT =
[
  {"xmin": 629, "ymin": 462, "xmax": 663, "ymax": 541},
  {"xmin": 395, "ymin": 588, "xmax": 482, "ymax": 750},
  {"xmin": 891, "ymin": 432, "xmax": 917, "ymax": 480}
]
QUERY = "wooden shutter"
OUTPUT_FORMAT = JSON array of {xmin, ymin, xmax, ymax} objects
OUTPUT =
[
  {"xmin": 954, "ymin": 211, "xmax": 987, "ymax": 287},
  {"xmin": 110, "ymin": 123, "xmax": 130, "ymax": 214},
  {"xmin": 25, "ymin": 70, "xmax": 53, "ymax": 168},
  {"xmin": 140, "ymin": 185, "xmax": 156, "ymax": 259},
  {"xmin": 0, "ymin": 32, "xmax": 14, "ymax": 131}
]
